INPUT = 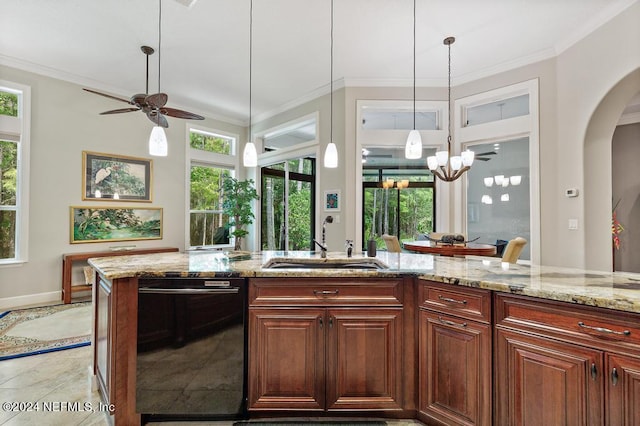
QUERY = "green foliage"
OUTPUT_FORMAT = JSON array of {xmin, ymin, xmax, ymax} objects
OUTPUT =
[
  {"xmin": 0, "ymin": 140, "xmax": 17, "ymax": 259},
  {"xmin": 190, "ymin": 132, "xmax": 231, "ymax": 155},
  {"xmin": 0, "ymin": 92, "xmax": 18, "ymax": 117},
  {"xmin": 287, "ymin": 188, "xmax": 312, "ymax": 250},
  {"xmin": 222, "ymin": 177, "xmax": 259, "ymax": 250}
]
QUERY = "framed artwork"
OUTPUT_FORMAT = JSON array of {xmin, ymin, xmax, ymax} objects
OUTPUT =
[
  {"xmin": 82, "ymin": 151, "xmax": 152, "ymax": 202},
  {"xmin": 70, "ymin": 206, "xmax": 162, "ymax": 244},
  {"xmin": 324, "ymin": 189, "xmax": 340, "ymax": 211}
]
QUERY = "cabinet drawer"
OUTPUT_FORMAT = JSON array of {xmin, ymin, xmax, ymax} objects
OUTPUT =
[
  {"xmin": 418, "ymin": 281, "xmax": 491, "ymax": 323},
  {"xmin": 249, "ymin": 278, "xmax": 403, "ymax": 306},
  {"xmin": 495, "ymin": 293, "xmax": 640, "ymax": 353}
]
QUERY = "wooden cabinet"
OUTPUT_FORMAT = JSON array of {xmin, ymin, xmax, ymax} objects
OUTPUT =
[
  {"xmin": 248, "ymin": 277, "xmax": 407, "ymax": 413},
  {"xmin": 495, "ymin": 293, "xmax": 640, "ymax": 426},
  {"xmin": 417, "ymin": 281, "xmax": 492, "ymax": 426}
]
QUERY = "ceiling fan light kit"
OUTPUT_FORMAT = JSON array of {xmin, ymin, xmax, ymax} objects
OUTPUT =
[
  {"xmin": 83, "ymin": 0, "xmax": 203, "ymax": 156},
  {"xmin": 427, "ymin": 36, "xmax": 475, "ymax": 182}
]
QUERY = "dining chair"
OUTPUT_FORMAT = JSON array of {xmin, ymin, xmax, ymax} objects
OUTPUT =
[
  {"xmin": 381, "ymin": 234, "xmax": 402, "ymax": 253},
  {"xmin": 502, "ymin": 237, "xmax": 527, "ymax": 263}
]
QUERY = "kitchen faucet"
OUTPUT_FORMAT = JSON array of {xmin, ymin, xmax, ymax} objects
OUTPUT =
[{"xmin": 313, "ymin": 215, "xmax": 333, "ymax": 258}]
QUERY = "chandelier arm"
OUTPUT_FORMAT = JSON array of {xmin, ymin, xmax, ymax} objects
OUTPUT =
[{"xmin": 432, "ymin": 170, "xmax": 446, "ymax": 181}]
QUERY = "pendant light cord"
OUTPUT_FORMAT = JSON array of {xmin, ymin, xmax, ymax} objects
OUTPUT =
[
  {"xmin": 447, "ymin": 39, "xmax": 452, "ymax": 150},
  {"xmin": 412, "ymin": 0, "xmax": 416, "ymax": 131},
  {"xmin": 249, "ymin": 0, "xmax": 253, "ymax": 142},
  {"xmin": 156, "ymin": 0, "xmax": 162, "ymax": 127},
  {"xmin": 330, "ymin": 0, "xmax": 333, "ymax": 145}
]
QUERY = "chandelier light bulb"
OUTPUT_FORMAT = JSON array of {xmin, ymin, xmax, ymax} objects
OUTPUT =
[
  {"xmin": 461, "ymin": 149, "xmax": 475, "ymax": 166},
  {"xmin": 450, "ymin": 156, "xmax": 462, "ymax": 171},
  {"xmin": 510, "ymin": 175, "xmax": 522, "ymax": 185},
  {"xmin": 94, "ymin": 189, "xmax": 102, "ymax": 198},
  {"xmin": 494, "ymin": 175, "xmax": 504, "ymax": 185},
  {"xmin": 502, "ymin": 178, "xmax": 509, "ymax": 188},
  {"xmin": 501, "ymin": 193, "xmax": 510, "ymax": 202},
  {"xmin": 435, "ymin": 150, "xmax": 449, "ymax": 166},
  {"xmin": 484, "ymin": 177, "xmax": 494, "ymax": 187}
]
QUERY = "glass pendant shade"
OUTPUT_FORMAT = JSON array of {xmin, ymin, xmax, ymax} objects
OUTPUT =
[
  {"xmin": 324, "ymin": 141, "xmax": 338, "ymax": 168},
  {"xmin": 426, "ymin": 156, "xmax": 438, "ymax": 170},
  {"xmin": 494, "ymin": 175, "xmax": 504, "ymax": 185},
  {"xmin": 94, "ymin": 189, "xmax": 102, "ymax": 198},
  {"xmin": 510, "ymin": 175, "xmax": 522, "ymax": 185},
  {"xmin": 149, "ymin": 126, "xmax": 168, "ymax": 156},
  {"xmin": 405, "ymin": 130, "xmax": 422, "ymax": 159},
  {"xmin": 243, "ymin": 141, "xmax": 258, "ymax": 167},
  {"xmin": 435, "ymin": 150, "xmax": 449, "ymax": 166},
  {"xmin": 449, "ymin": 156, "xmax": 462, "ymax": 171},
  {"xmin": 461, "ymin": 149, "xmax": 475, "ymax": 166},
  {"xmin": 484, "ymin": 177, "xmax": 494, "ymax": 187}
]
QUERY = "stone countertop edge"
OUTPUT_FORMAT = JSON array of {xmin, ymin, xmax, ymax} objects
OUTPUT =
[{"xmin": 87, "ymin": 251, "xmax": 640, "ymax": 315}]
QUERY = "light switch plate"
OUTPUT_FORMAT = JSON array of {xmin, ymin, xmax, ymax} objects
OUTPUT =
[{"xmin": 568, "ymin": 219, "xmax": 578, "ymax": 230}]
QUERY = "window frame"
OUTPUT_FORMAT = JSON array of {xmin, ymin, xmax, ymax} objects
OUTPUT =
[
  {"xmin": 185, "ymin": 125, "xmax": 238, "ymax": 250},
  {"xmin": 455, "ymin": 79, "xmax": 540, "ymax": 263},
  {"xmin": 0, "ymin": 80, "xmax": 30, "ymax": 266}
]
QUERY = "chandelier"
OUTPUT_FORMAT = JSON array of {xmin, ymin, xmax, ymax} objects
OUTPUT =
[{"xmin": 426, "ymin": 36, "xmax": 475, "ymax": 182}]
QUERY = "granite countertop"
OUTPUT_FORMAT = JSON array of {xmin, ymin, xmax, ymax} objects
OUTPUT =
[{"xmin": 88, "ymin": 250, "xmax": 640, "ymax": 314}]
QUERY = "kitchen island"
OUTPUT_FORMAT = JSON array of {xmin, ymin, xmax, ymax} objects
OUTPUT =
[{"xmin": 89, "ymin": 251, "xmax": 640, "ymax": 425}]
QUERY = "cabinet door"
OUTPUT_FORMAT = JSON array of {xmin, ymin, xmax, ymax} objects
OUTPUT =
[
  {"xmin": 248, "ymin": 308, "xmax": 325, "ymax": 410},
  {"xmin": 95, "ymin": 277, "xmax": 113, "ymax": 406},
  {"xmin": 326, "ymin": 308, "xmax": 403, "ymax": 410},
  {"xmin": 495, "ymin": 328, "xmax": 604, "ymax": 426},
  {"xmin": 606, "ymin": 353, "xmax": 640, "ymax": 425},
  {"xmin": 419, "ymin": 310, "xmax": 491, "ymax": 426}
]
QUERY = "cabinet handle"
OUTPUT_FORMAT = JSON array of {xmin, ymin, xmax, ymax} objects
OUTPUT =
[
  {"xmin": 438, "ymin": 316, "xmax": 467, "ymax": 328},
  {"xmin": 329, "ymin": 316, "xmax": 333, "ymax": 328},
  {"xmin": 438, "ymin": 295, "xmax": 467, "ymax": 305},
  {"xmin": 319, "ymin": 317, "xmax": 323, "ymax": 329},
  {"xmin": 611, "ymin": 368, "xmax": 619, "ymax": 386},
  {"xmin": 590, "ymin": 363, "xmax": 597, "ymax": 380},
  {"xmin": 577, "ymin": 322, "xmax": 631, "ymax": 336},
  {"xmin": 313, "ymin": 289, "xmax": 339, "ymax": 296}
]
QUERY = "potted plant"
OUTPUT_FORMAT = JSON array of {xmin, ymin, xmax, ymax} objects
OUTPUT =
[{"xmin": 222, "ymin": 177, "xmax": 260, "ymax": 251}]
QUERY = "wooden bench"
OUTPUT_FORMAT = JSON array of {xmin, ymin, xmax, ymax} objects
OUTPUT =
[{"xmin": 61, "ymin": 247, "xmax": 179, "ymax": 304}]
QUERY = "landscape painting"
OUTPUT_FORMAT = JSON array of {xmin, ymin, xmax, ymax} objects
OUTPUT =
[
  {"xmin": 70, "ymin": 207, "xmax": 162, "ymax": 243},
  {"xmin": 83, "ymin": 151, "xmax": 152, "ymax": 201}
]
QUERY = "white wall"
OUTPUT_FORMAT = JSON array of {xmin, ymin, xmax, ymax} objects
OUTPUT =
[{"xmin": 0, "ymin": 65, "xmax": 244, "ymax": 309}]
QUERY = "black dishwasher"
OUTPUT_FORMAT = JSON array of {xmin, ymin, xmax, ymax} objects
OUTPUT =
[{"xmin": 136, "ymin": 277, "xmax": 247, "ymax": 422}]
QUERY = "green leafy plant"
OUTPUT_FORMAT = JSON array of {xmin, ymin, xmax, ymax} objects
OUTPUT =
[{"xmin": 222, "ymin": 177, "xmax": 259, "ymax": 250}]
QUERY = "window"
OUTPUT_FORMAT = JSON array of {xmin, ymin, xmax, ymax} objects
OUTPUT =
[
  {"xmin": 456, "ymin": 79, "xmax": 539, "ymax": 262},
  {"xmin": 261, "ymin": 158, "xmax": 315, "ymax": 250},
  {"xmin": 187, "ymin": 127, "xmax": 237, "ymax": 249},
  {"xmin": 362, "ymin": 147, "xmax": 435, "ymax": 251},
  {"xmin": 0, "ymin": 83, "xmax": 29, "ymax": 264}
]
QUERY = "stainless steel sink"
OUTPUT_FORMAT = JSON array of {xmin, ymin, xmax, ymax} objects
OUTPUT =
[{"xmin": 262, "ymin": 256, "xmax": 388, "ymax": 269}]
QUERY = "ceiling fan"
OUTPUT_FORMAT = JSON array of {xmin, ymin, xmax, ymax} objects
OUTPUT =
[
  {"xmin": 475, "ymin": 151, "xmax": 497, "ymax": 161},
  {"xmin": 83, "ymin": 45, "xmax": 204, "ymax": 128}
]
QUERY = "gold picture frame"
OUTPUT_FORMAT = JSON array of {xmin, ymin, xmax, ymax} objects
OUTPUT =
[
  {"xmin": 82, "ymin": 151, "xmax": 153, "ymax": 202},
  {"xmin": 70, "ymin": 206, "xmax": 162, "ymax": 244}
]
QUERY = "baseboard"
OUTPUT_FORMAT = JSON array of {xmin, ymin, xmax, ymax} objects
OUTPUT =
[{"xmin": 0, "ymin": 291, "xmax": 62, "ymax": 311}]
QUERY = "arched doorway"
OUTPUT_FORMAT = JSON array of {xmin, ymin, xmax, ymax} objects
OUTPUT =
[{"xmin": 584, "ymin": 69, "xmax": 640, "ymax": 271}]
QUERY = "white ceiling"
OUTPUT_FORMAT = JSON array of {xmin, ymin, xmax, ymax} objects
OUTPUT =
[{"xmin": 1, "ymin": 0, "xmax": 637, "ymax": 125}]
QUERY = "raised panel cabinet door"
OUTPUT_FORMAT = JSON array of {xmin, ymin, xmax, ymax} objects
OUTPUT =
[
  {"xmin": 495, "ymin": 328, "xmax": 604, "ymax": 426},
  {"xmin": 325, "ymin": 308, "xmax": 403, "ymax": 410},
  {"xmin": 419, "ymin": 310, "xmax": 491, "ymax": 426},
  {"xmin": 248, "ymin": 308, "xmax": 325, "ymax": 410},
  {"xmin": 606, "ymin": 354, "xmax": 640, "ymax": 426}
]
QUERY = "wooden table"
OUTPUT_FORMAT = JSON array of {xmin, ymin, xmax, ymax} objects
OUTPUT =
[
  {"xmin": 61, "ymin": 247, "xmax": 179, "ymax": 303},
  {"xmin": 402, "ymin": 240, "xmax": 497, "ymax": 257}
]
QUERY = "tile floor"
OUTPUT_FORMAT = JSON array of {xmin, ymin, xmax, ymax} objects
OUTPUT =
[{"xmin": 0, "ymin": 300, "xmax": 424, "ymax": 425}]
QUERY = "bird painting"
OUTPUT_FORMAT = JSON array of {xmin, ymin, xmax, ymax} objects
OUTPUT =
[{"xmin": 95, "ymin": 167, "xmax": 112, "ymax": 185}]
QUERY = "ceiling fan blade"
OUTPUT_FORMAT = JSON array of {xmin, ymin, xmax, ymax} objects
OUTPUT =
[
  {"xmin": 147, "ymin": 111, "xmax": 169, "ymax": 128},
  {"xmin": 146, "ymin": 93, "xmax": 168, "ymax": 108},
  {"xmin": 475, "ymin": 151, "xmax": 497, "ymax": 157},
  {"xmin": 476, "ymin": 157, "xmax": 491, "ymax": 161},
  {"xmin": 160, "ymin": 107, "xmax": 205, "ymax": 120},
  {"xmin": 83, "ymin": 88, "xmax": 134, "ymax": 105},
  {"xmin": 100, "ymin": 107, "xmax": 141, "ymax": 115}
]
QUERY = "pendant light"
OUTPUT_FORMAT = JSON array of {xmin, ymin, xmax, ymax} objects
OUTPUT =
[
  {"xmin": 242, "ymin": 0, "xmax": 258, "ymax": 167},
  {"xmin": 323, "ymin": 0, "xmax": 338, "ymax": 168},
  {"xmin": 148, "ymin": 0, "xmax": 168, "ymax": 157},
  {"xmin": 426, "ymin": 36, "xmax": 474, "ymax": 181},
  {"xmin": 404, "ymin": 0, "xmax": 422, "ymax": 159}
]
